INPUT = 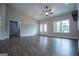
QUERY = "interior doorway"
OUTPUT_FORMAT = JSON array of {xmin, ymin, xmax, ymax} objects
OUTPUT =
[{"xmin": 9, "ymin": 21, "xmax": 20, "ymax": 37}]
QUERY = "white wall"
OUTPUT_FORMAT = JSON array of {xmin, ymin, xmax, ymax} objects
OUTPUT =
[
  {"xmin": 0, "ymin": 4, "xmax": 8, "ymax": 40},
  {"xmin": 39, "ymin": 13, "xmax": 78, "ymax": 39},
  {"xmin": 76, "ymin": 3, "xmax": 79, "ymax": 52},
  {"xmin": 77, "ymin": 3, "xmax": 79, "ymax": 31},
  {"xmin": 6, "ymin": 4, "xmax": 38, "ymax": 37}
]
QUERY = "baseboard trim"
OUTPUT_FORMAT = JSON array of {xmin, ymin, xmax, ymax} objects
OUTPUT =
[
  {"xmin": 0, "ymin": 36, "xmax": 9, "ymax": 40},
  {"xmin": 20, "ymin": 35, "xmax": 37, "ymax": 37},
  {"xmin": 0, "ymin": 53, "xmax": 8, "ymax": 56},
  {"xmin": 40, "ymin": 34, "xmax": 78, "ymax": 40}
]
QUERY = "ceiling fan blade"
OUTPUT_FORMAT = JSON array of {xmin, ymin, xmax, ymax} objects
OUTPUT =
[
  {"xmin": 41, "ymin": 6, "xmax": 53, "ymax": 16},
  {"xmin": 46, "ymin": 6, "xmax": 48, "ymax": 9},
  {"xmin": 48, "ymin": 9, "xmax": 52, "ymax": 11},
  {"xmin": 49, "ymin": 12, "xmax": 53, "ymax": 14},
  {"xmin": 42, "ymin": 9, "xmax": 47, "ymax": 12},
  {"xmin": 46, "ymin": 14, "xmax": 48, "ymax": 16}
]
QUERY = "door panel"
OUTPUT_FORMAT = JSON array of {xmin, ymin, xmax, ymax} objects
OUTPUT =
[{"xmin": 9, "ymin": 21, "xmax": 20, "ymax": 36}]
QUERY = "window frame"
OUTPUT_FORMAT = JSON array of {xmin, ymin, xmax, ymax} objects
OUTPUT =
[
  {"xmin": 40, "ymin": 24, "xmax": 47, "ymax": 32},
  {"xmin": 40, "ymin": 24, "xmax": 43, "ymax": 32},
  {"xmin": 43, "ymin": 24, "xmax": 47, "ymax": 32},
  {"xmin": 53, "ymin": 20, "xmax": 70, "ymax": 33}
]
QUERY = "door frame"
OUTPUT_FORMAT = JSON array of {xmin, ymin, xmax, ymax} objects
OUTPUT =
[{"xmin": 9, "ymin": 20, "xmax": 20, "ymax": 37}]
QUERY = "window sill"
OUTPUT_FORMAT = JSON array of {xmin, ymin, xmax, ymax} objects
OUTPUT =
[{"xmin": 53, "ymin": 32, "xmax": 70, "ymax": 34}]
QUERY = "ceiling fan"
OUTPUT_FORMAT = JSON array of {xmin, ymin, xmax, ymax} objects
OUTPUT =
[{"xmin": 41, "ymin": 6, "xmax": 54, "ymax": 16}]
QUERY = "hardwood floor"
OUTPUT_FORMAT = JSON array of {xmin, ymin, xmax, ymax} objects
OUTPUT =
[{"xmin": 0, "ymin": 36, "xmax": 78, "ymax": 56}]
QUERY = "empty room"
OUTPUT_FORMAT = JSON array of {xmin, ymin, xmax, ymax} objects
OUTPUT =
[{"xmin": 0, "ymin": 3, "xmax": 79, "ymax": 56}]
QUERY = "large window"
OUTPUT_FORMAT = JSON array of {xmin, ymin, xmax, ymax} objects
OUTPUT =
[
  {"xmin": 40, "ymin": 24, "xmax": 47, "ymax": 32},
  {"xmin": 40, "ymin": 24, "xmax": 43, "ymax": 32},
  {"xmin": 53, "ymin": 20, "xmax": 70, "ymax": 33},
  {"xmin": 44, "ymin": 24, "xmax": 47, "ymax": 32}
]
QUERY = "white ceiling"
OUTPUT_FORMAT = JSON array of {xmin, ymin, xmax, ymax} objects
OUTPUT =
[{"xmin": 9, "ymin": 3, "xmax": 76, "ymax": 20}]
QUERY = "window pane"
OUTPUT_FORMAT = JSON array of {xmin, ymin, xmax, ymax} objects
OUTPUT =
[
  {"xmin": 61, "ymin": 20, "xmax": 69, "ymax": 33},
  {"xmin": 56, "ymin": 21, "xmax": 60, "ymax": 32},
  {"xmin": 57, "ymin": 28, "xmax": 60, "ymax": 32},
  {"xmin": 53, "ymin": 21, "xmax": 60, "ymax": 32},
  {"xmin": 56, "ymin": 21, "xmax": 60, "ymax": 27},
  {"xmin": 53, "ymin": 20, "xmax": 70, "ymax": 33},
  {"xmin": 40, "ymin": 24, "xmax": 43, "ymax": 32},
  {"xmin": 44, "ymin": 24, "xmax": 47, "ymax": 32},
  {"xmin": 53, "ymin": 22, "xmax": 56, "ymax": 32}
]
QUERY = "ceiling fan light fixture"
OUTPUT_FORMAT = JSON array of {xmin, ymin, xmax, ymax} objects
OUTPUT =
[
  {"xmin": 45, "ymin": 12, "xmax": 49, "ymax": 15},
  {"xmin": 41, "ymin": 6, "xmax": 54, "ymax": 16}
]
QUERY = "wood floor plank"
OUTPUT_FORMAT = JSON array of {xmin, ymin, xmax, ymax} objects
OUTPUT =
[{"xmin": 0, "ymin": 36, "xmax": 78, "ymax": 56}]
